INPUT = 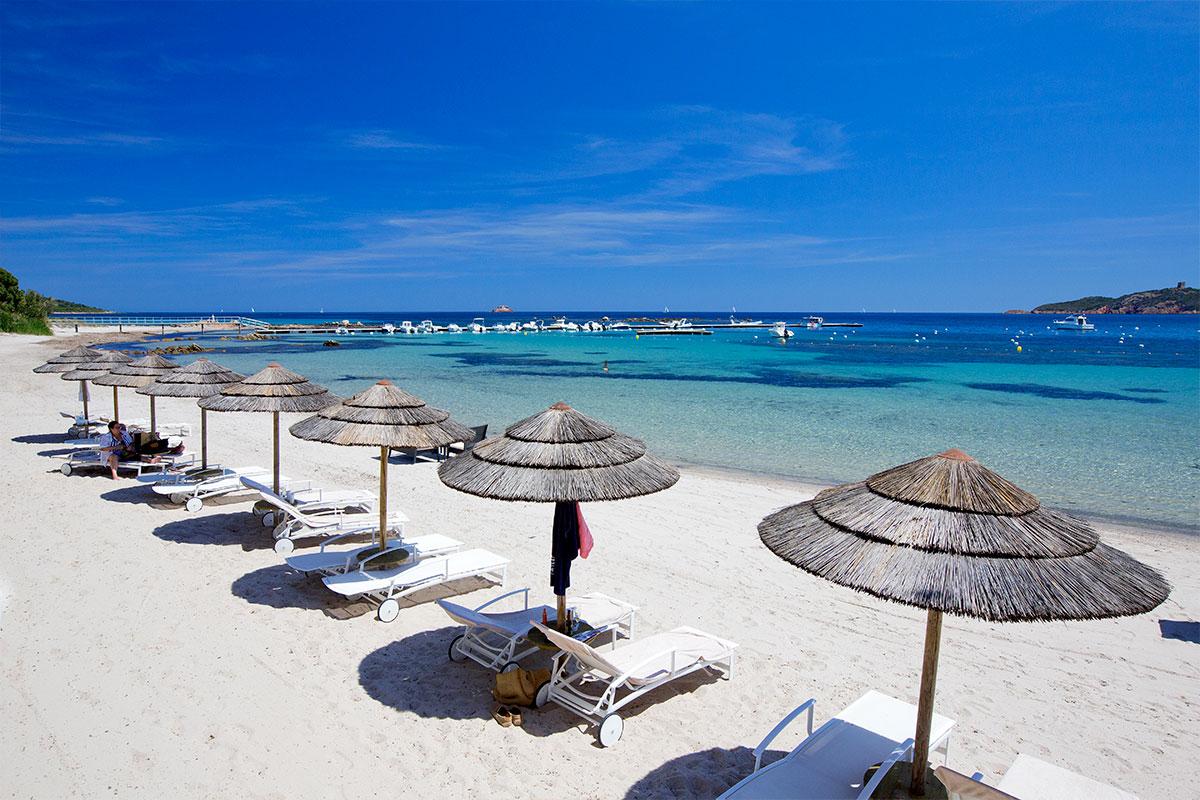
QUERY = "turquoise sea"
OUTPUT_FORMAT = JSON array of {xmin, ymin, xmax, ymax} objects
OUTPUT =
[{"xmin": 110, "ymin": 312, "xmax": 1200, "ymax": 531}]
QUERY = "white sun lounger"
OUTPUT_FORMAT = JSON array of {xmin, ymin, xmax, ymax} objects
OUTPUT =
[
  {"xmin": 257, "ymin": 487, "xmax": 409, "ymax": 554},
  {"xmin": 718, "ymin": 690, "xmax": 956, "ymax": 799},
  {"xmin": 322, "ymin": 548, "xmax": 509, "ymax": 622},
  {"xmin": 285, "ymin": 532, "xmax": 463, "ymax": 576},
  {"xmin": 58, "ymin": 439, "xmax": 194, "ymax": 477},
  {"xmin": 144, "ymin": 465, "xmax": 270, "ymax": 511},
  {"xmin": 441, "ymin": 590, "xmax": 638, "ymax": 672},
  {"xmin": 240, "ymin": 476, "xmax": 378, "ymax": 528},
  {"xmin": 531, "ymin": 621, "xmax": 737, "ymax": 747},
  {"xmin": 936, "ymin": 754, "xmax": 1140, "ymax": 800}
]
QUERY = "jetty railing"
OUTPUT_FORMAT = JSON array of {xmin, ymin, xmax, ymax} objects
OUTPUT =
[{"xmin": 49, "ymin": 314, "xmax": 269, "ymax": 329}]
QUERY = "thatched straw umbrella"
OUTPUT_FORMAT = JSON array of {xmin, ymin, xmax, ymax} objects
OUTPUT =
[
  {"xmin": 60, "ymin": 351, "xmax": 132, "ymax": 426},
  {"xmin": 34, "ymin": 345, "xmax": 104, "ymax": 426},
  {"xmin": 758, "ymin": 449, "xmax": 1171, "ymax": 795},
  {"xmin": 137, "ymin": 358, "xmax": 244, "ymax": 468},
  {"xmin": 91, "ymin": 354, "xmax": 179, "ymax": 433},
  {"xmin": 438, "ymin": 402, "xmax": 679, "ymax": 628},
  {"xmin": 198, "ymin": 363, "xmax": 337, "ymax": 493},
  {"xmin": 290, "ymin": 379, "xmax": 473, "ymax": 555}
]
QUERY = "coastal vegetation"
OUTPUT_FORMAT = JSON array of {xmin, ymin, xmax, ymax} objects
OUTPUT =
[
  {"xmin": 1030, "ymin": 283, "xmax": 1198, "ymax": 314},
  {"xmin": 0, "ymin": 268, "xmax": 107, "ymax": 334}
]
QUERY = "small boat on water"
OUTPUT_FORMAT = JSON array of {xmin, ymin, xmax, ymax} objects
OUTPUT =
[
  {"xmin": 492, "ymin": 304, "xmax": 513, "ymax": 313},
  {"xmin": 728, "ymin": 314, "xmax": 764, "ymax": 327},
  {"xmin": 446, "ymin": 323, "xmax": 463, "ymax": 333},
  {"xmin": 491, "ymin": 323, "xmax": 508, "ymax": 333},
  {"xmin": 1054, "ymin": 314, "xmax": 1095, "ymax": 331},
  {"xmin": 543, "ymin": 317, "xmax": 569, "ymax": 332},
  {"xmin": 805, "ymin": 316, "xmax": 823, "ymax": 329},
  {"xmin": 382, "ymin": 323, "xmax": 396, "ymax": 335},
  {"xmin": 469, "ymin": 317, "xmax": 487, "ymax": 333},
  {"xmin": 418, "ymin": 320, "xmax": 435, "ymax": 334},
  {"xmin": 771, "ymin": 321, "xmax": 793, "ymax": 339},
  {"xmin": 806, "ymin": 315, "xmax": 863, "ymax": 328}
]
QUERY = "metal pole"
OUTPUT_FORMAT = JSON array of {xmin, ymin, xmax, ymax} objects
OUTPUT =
[
  {"xmin": 378, "ymin": 446, "xmax": 388, "ymax": 551},
  {"xmin": 201, "ymin": 408, "xmax": 208, "ymax": 468},
  {"xmin": 911, "ymin": 608, "xmax": 944, "ymax": 795},
  {"xmin": 272, "ymin": 411, "xmax": 280, "ymax": 495}
]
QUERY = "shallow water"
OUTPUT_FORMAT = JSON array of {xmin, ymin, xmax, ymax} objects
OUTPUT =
[{"xmin": 117, "ymin": 312, "xmax": 1200, "ymax": 530}]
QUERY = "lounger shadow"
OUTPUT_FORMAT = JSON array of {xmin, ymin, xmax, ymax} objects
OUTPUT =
[{"xmin": 13, "ymin": 433, "xmax": 73, "ymax": 445}]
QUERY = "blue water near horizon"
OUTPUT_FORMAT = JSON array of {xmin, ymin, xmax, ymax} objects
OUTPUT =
[{"xmin": 103, "ymin": 311, "xmax": 1200, "ymax": 531}]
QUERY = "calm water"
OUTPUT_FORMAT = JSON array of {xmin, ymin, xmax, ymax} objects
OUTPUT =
[{"xmin": 111, "ymin": 312, "xmax": 1200, "ymax": 531}]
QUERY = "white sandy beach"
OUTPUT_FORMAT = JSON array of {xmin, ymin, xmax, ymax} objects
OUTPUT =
[{"xmin": 1, "ymin": 332, "xmax": 1196, "ymax": 800}]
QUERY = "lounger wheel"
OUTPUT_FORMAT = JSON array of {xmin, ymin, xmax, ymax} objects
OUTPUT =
[
  {"xmin": 499, "ymin": 661, "xmax": 520, "ymax": 673},
  {"xmin": 597, "ymin": 713, "xmax": 623, "ymax": 748},
  {"xmin": 169, "ymin": 492, "xmax": 186, "ymax": 505},
  {"xmin": 273, "ymin": 538, "xmax": 294, "ymax": 555},
  {"xmin": 185, "ymin": 497, "xmax": 203, "ymax": 513},
  {"xmin": 60, "ymin": 463, "xmax": 73, "ymax": 476},
  {"xmin": 534, "ymin": 680, "xmax": 552, "ymax": 709},
  {"xmin": 377, "ymin": 598, "xmax": 400, "ymax": 623},
  {"xmin": 260, "ymin": 511, "xmax": 275, "ymax": 528},
  {"xmin": 448, "ymin": 635, "xmax": 468, "ymax": 663}
]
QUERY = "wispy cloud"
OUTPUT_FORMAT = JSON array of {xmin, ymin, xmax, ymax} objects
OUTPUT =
[
  {"xmin": 343, "ymin": 130, "xmax": 447, "ymax": 151},
  {"xmin": 0, "ymin": 130, "xmax": 162, "ymax": 149}
]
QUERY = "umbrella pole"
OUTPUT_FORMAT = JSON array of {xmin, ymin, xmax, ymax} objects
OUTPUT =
[
  {"xmin": 378, "ymin": 446, "xmax": 388, "ymax": 551},
  {"xmin": 113, "ymin": 386, "xmax": 119, "ymax": 421},
  {"xmin": 556, "ymin": 593, "xmax": 567, "ymax": 632},
  {"xmin": 149, "ymin": 396, "xmax": 156, "ymax": 434},
  {"xmin": 201, "ymin": 408, "xmax": 208, "ymax": 469},
  {"xmin": 272, "ymin": 410, "xmax": 280, "ymax": 495},
  {"xmin": 910, "ymin": 608, "xmax": 944, "ymax": 795},
  {"xmin": 82, "ymin": 383, "xmax": 89, "ymax": 430}
]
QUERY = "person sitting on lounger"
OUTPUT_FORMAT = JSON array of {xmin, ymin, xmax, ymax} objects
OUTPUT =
[{"xmin": 97, "ymin": 421, "xmax": 136, "ymax": 480}]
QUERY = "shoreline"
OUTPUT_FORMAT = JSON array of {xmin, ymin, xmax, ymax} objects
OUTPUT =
[{"xmin": 34, "ymin": 327, "xmax": 1200, "ymax": 537}]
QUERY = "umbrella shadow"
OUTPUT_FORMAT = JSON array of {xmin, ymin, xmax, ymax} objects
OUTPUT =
[
  {"xmin": 1160, "ymin": 620, "xmax": 1200, "ymax": 644},
  {"xmin": 622, "ymin": 746, "xmax": 768, "ymax": 799},
  {"xmin": 231, "ymin": 564, "xmax": 336, "ymax": 612},
  {"xmin": 358, "ymin": 626, "xmax": 495, "ymax": 721},
  {"xmin": 12, "ymin": 433, "xmax": 69, "ymax": 445},
  {"xmin": 152, "ymin": 512, "xmax": 267, "ymax": 549}
]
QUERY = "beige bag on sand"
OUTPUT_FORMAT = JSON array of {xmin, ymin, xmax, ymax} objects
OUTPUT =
[{"xmin": 493, "ymin": 668, "xmax": 551, "ymax": 707}]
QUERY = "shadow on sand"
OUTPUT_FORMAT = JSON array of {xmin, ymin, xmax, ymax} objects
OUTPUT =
[
  {"xmin": 623, "ymin": 746, "xmax": 770, "ymax": 799},
  {"xmin": 152, "ymin": 511, "xmax": 268, "ymax": 549},
  {"xmin": 12, "ymin": 433, "xmax": 70, "ymax": 445},
  {"xmin": 1160, "ymin": 619, "xmax": 1200, "ymax": 644}
]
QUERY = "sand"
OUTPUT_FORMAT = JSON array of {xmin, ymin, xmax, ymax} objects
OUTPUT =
[{"xmin": 1, "ymin": 332, "xmax": 1196, "ymax": 800}]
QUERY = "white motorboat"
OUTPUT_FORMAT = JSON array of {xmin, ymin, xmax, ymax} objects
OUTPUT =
[
  {"xmin": 418, "ymin": 320, "xmax": 435, "ymax": 334},
  {"xmin": 382, "ymin": 323, "xmax": 396, "ymax": 335},
  {"xmin": 469, "ymin": 317, "xmax": 487, "ymax": 333},
  {"xmin": 398, "ymin": 321, "xmax": 417, "ymax": 335},
  {"xmin": 608, "ymin": 321, "xmax": 632, "ymax": 331},
  {"xmin": 728, "ymin": 314, "xmax": 763, "ymax": 327},
  {"xmin": 663, "ymin": 318, "xmax": 692, "ymax": 329},
  {"xmin": 581, "ymin": 320, "xmax": 603, "ymax": 332},
  {"xmin": 564, "ymin": 321, "xmax": 580, "ymax": 332},
  {"xmin": 770, "ymin": 321, "xmax": 793, "ymax": 339},
  {"xmin": 543, "ymin": 317, "xmax": 568, "ymax": 331},
  {"xmin": 1053, "ymin": 314, "xmax": 1095, "ymax": 331},
  {"xmin": 805, "ymin": 316, "xmax": 824, "ymax": 329},
  {"xmin": 521, "ymin": 320, "xmax": 541, "ymax": 332},
  {"xmin": 335, "ymin": 326, "xmax": 349, "ymax": 336},
  {"xmin": 446, "ymin": 323, "xmax": 463, "ymax": 333}
]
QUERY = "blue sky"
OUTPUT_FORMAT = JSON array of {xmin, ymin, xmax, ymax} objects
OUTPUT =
[{"xmin": 1, "ymin": 2, "xmax": 1197, "ymax": 312}]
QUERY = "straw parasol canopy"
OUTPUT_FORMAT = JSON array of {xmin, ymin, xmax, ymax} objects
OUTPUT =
[
  {"xmin": 439, "ymin": 402, "xmax": 679, "ymax": 626},
  {"xmin": 92, "ymin": 354, "xmax": 179, "ymax": 432},
  {"xmin": 34, "ymin": 345, "xmax": 104, "ymax": 429},
  {"xmin": 198, "ymin": 363, "xmax": 337, "ymax": 492},
  {"xmin": 290, "ymin": 379, "xmax": 473, "ymax": 556},
  {"xmin": 137, "ymin": 358, "xmax": 244, "ymax": 467},
  {"xmin": 758, "ymin": 448, "xmax": 1170, "ymax": 795},
  {"xmin": 32, "ymin": 345, "xmax": 103, "ymax": 373},
  {"xmin": 60, "ymin": 351, "xmax": 132, "ymax": 427}
]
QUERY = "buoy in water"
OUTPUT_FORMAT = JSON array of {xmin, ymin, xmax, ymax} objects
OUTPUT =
[{"xmin": 1017, "ymin": 345, "xmax": 1022, "ymax": 353}]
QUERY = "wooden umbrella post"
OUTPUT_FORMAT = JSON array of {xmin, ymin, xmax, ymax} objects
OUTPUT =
[
  {"xmin": 112, "ymin": 386, "xmax": 119, "ymax": 421},
  {"xmin": 82, "ymin": 383, "xmax": 89, "ymax": 430},
  {"xmin": 911, "ymin": 608, "xmax": 944, "ymax": 796},
  {"xmin": 378, "ymin": 445, "xmax": 388, "ymax": 551},
  {"xmin": 272, "ymin": 410, "xmax": 280, "ymax": 495},
  {"xmin": 149, "ymin": 396, "xmax": 156, "ymax": 434},
  {"xmin": 201, "ymin": 408, "xmax": 208, "ymax": 468},
  {"xmin": 556, "ymin": 593, "xmax": 567, "ymax": 633}
]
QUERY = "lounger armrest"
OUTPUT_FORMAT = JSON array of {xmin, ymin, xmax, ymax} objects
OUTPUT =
[
  {"xmin": 475, "ymin": 587, "xmax": 530, "ymax": 612},
  {"xmin": 316, "ymin": 531, "xmax": 362, "ymax": 552},
  {"xmin": 752, "ymin": 699, "xmax": 816, "ymax": 772},
  {"xmin": 855, "ymin": 739, "xmax": 915, "ymax": 800}
]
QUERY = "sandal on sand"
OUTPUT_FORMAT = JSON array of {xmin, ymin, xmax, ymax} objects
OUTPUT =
[
  {"xmin": 509, "ymin": 706, "xmax": 523, "ymax": 727},
  {"xmin": 492, "ymin": 705, "xmax": 512, "ymax": 728}
]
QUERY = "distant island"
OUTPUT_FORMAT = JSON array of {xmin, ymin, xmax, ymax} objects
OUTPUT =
[
  {"xmin": 492, "ymin": 304, "xmax": 514, "ymax": 313},
  {"xmin": 50, "ymin": 298, "xmax": 108, "ymax": 313},
  {"xmin": 0, "ymin": 267, "xmax": 107, "ymax": 334},
  {"xmin": 1008, "ymin": 283, "xmax": 1198, "ymax": 315}
]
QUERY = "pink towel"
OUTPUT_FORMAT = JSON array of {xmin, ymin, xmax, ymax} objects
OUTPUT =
[{"xmin": 577, "ymin": 502, "xmax": 593, "ymax": 558}]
